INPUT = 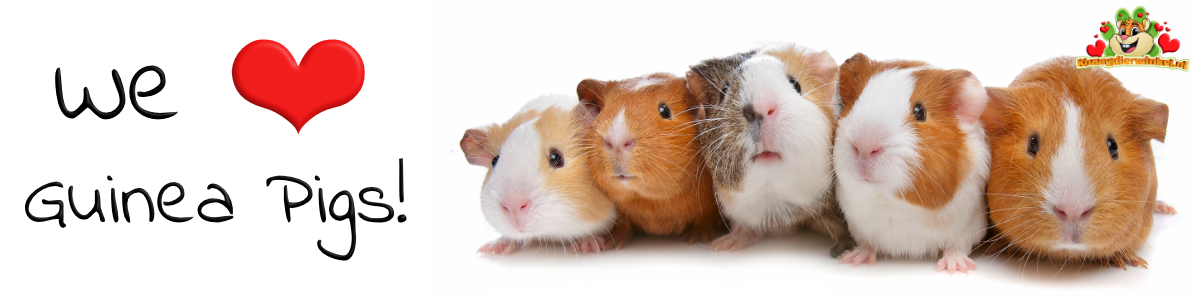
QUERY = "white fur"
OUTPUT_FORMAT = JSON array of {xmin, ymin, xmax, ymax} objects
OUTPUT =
[
  {"xmin": 480, "ymin": 100, "xmax": 615, "ymax": 242},
  {"xmin": 1046, "ymin": 102, "xmax": 1096, "ymax": 251},
  {"xmin": 718, "ymin": 50, "xmax": 836, "ymax": 232},
  {"xmin": 833, "ymin": 67, "xmax": 990, "ymax": 258}
]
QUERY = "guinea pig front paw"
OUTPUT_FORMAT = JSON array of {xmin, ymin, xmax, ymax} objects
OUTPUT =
[
  {"xmin": 936, "ymin": 250, "xmax": 977, "ymax": 275},
  {"xmin": 478, "ymin": 238, "xmax": 520, "ymax": 255},
  {"xmin": 1156, "ymin": 201, "xmax": 1178, "ymax": 215},
  {"xmin": 570, "ymin": 236, "xmax": 606, "ymax": 254},
  {"xmin": 710, "ymin": 230, "xmax": 759, "ymax": 251},
  {"xmin": 680, "ymin": 222, "xmax": 719, "ymax": 245},
  {"xmin": 602, "ymin": 218, "xmax": 634, "ymax": 250},
  {"xmin": 1101, "ymin": 253, "xmax": 1148, "ymax": 270},
  {"xmin": 838, "ymin": 244, "xmax": 877, "ymax": 267}
]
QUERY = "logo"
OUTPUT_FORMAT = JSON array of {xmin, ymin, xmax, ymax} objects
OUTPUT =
[{"xmin": 1077, "ymin": 6, "xmax": 1188, "ymax": 71}]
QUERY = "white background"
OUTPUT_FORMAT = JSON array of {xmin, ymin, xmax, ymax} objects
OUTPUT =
[{"xmin": 1, "ymin": 0, "xmax": 1195, "ymax": 298}]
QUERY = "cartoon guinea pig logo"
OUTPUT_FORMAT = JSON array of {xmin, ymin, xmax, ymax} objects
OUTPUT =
[{"xmin": 1085, "ymin": 6, "xmax": 1181, "ymax": 57}]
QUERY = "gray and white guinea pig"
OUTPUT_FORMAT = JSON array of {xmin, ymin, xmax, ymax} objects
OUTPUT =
[
  {"xmin": 832, "ymin": 53, "xmax": 990, "ymax": 274},
  {"xmin": 981, "ymin": 57, "xmax": 1172, "ymax": 269},
  {"xmin": 460, "ymin": 95, "xmax": 618, "ymax": 255},
  {"xmin": 685, "ymin": 43, "xmax": 854, "ymax": 256}
]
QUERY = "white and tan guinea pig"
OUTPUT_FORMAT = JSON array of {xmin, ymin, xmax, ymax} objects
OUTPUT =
[
  {"xmin": 833, "ymin": 53, "xmax": 990, "ymax": 274},
  {"xmin": 460, "ymin": 95, "xmax": 618, "ymax": 255},
  {"xmin": 981, "ymin": 57, "xmax": 1173, "ymax": 269},
  {"xmin": 685, "ymin": 43, "xmax": 854, "ymax": 256}
]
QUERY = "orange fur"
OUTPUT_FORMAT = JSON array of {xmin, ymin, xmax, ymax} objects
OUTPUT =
[
  {"xmin": 982, "ymin": 57, "xmax": 1168, "ymax": 265},
  {"xmin": 576, "ymin": 73, "xmax": 724, "ymax": 243}
]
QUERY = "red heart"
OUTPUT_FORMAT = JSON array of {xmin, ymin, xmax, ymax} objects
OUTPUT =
[
  {"xmin": 1158, "ymin": 33, "xmax": 1180, "ymax": 53},
  {"xmin": 232, "ymin": 39, "xmax": 365, "ymax": 132},
  {"xmin": 1138, "ymin": 13, "xmax": 1143, "ymax": 18},
  {"xmin": 1100, "ymin": 26, "xmax": 1109, "ymax": 33},
  {"xmin": 1094, "ymin": 34, "xmax": 1099, "ymax": 38},
  {"xmin": 1086, "ymin": 40, "xmax": 1106, "ymax": 57},
  {"xmin": 1156, "ymin": 23, "xmax": 1164, "ymax": 31}
]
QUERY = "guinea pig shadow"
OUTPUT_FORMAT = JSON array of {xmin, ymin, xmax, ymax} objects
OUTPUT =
[
  {"xmin": 968, "ymin": 246, "xmax": 1148, "ymax": 281},
  {"xmin": 478, "ymin": 229, "xmax": 848, "ymax": 266}
]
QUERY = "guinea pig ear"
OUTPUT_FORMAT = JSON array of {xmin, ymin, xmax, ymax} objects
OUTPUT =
[
  {"xmin": 1133, "ymin": 98, "xmax": 1169, "ymax": 142},
  {"xmin": 837, "ymin": 53, "xmax": 872, "ymax": 111},
  {"xmin": 807, "ymin": 50, "xmax": 839, "ymax": 88},
  {"xmin": 980, "ymin": 87, "xmax": 1013, "ymax": 136},
  {"xmin": 950, "ymin": 71, "xmax": 988, "ymax": 126},
  {"xmin": 684, "ymin": 70, "xmax": 712, "ymax": 121},
  {"xmin": 460, "ymin": 128, "xmax": 494, "ymax": 167},
  {"xmin": 576, "ymin": 79, "xmax": 608, "ymax": 128}
]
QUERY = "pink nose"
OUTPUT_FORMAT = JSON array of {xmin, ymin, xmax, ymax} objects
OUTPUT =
[
  {"xmin": 604, "ymin": 135, "xmax": 635, "ymax": 153},
  {"xmin": 1054, "ymin": 203, "xmax": 1093, "ymax": 222},
  {"xmin": 753, "ymin": 100, "xmax": 778, "ymax": 118},
  {"xmin": 501, "ymin": 197, "xmax": 531, "ymax": 229},
  {"xmin": 853, "ymin": 140, "xmax": 882, "ymax": 161}
]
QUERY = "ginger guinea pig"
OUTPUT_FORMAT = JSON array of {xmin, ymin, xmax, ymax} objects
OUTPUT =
[
  {"xmin": 833, "ymin": 53, "xmax": 990, "ymax": 274},
  {"xmin": 460, "ymin": 95, "xmax": 618, "ymax": 255},
  {"xmin": 576, "ymin": 73, "xmax": 724, "ymax": 247},
  {"xmin": 981, "ymin": 57, "xmax": 1173, "ymax": 269},
  {"xmin": 686, "ymin": 43, "xmax": 854, "ymax": 256}
]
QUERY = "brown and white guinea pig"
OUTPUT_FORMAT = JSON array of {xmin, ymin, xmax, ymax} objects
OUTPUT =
[
  {"xmin": 460, "ymin": 95, "xmax": 618, "ymax": 255},
  {"xmin": 981, "ymin": 57, "xmax": 1173, "ymax": 269},
  {"xmin": 685, "ymin": 43, "xmax": 854, "ymax": 256},
  {"xmin": 833, "ymin": 53, "xmax": 990, "ymax": 274},
  {"xmin": 576, "ymin": 73, "xmax": 724, "ymax": 247}
]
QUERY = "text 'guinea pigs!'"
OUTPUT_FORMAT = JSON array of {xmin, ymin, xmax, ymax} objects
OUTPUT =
[
  {"xmin": 576, "ymin": 73, "xmax": 724, "ymax": 247},
  {"xmin": 686, "ymin": 43, "xmax": 854, "ymax": 256},
  {"xmin": 833, "ymin": 53, "xmax": 991, "ymax": 274},
  {"xmin": 981, "ymin": 57, "xmax": 1173, "ymax": 269},
  {"xmin": 460, "ymin": 95, "xmax": 618, "ymax": 255}
]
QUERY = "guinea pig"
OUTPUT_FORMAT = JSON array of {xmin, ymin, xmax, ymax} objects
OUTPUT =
[
  {"xmin": 980, "ymin": 57, "xmax": 1173, "ymax": 269},
  {"xmin": 576, "ymin": 73, "xmax": 724, "ymax": 247},
  {"xmin": 833, "ymin": 53, "xmax": 990, "ymax": 274},
  {"xmin": 685, "ymin": 43, "xmax": 854, "ymax": 256},
  {"xmin": 460, "ymin": 95, "xmax": 618, "ymax": 255}
]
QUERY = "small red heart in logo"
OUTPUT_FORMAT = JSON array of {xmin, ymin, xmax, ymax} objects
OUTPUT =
[
  {"xmin": 1166, "ymin": 27, "xmax": 1171, "ymax": 32},
  {"xmin": 1100, "ymin": 26, "xmax": 1109, "ymax": 33},
  {"xmin": 1155, "ymin": 23, "xmax": 1164, "ymax": 31},
  {"xmin": 1158, "ymin": 33, "xmax": 1180, "ymax": 53},
  {"xmin": 232, "ymin": 39, "xmax": 365, "ymax": 132},
  {"xmin": 1086, "ymin": 40, "xmax": 1106, "ymax": 57},
  {"xmin": 1094, "ymin": 34, "xmax": 1099, "ymax": 38},
  {"xmin": 1137, "ymin": 13, "xmax": 1143, "ymax": 18}
]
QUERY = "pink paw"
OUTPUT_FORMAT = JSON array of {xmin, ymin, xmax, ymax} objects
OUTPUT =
[
  {"xmin": 478, "ymin": 239, "xmax": 520, "ymax": 255},
  {"xmin": 711, "ymin": 231, "xmax": 759, "ymax": 251},
  {"xmin": 1156, "ymin": 202, "xmax": 1177, "ymax": 215},
  {"xmin": 937, "ymin": 252, "xmax": 977, "ymax": 274},
  {"xmin": 570, "ymin": 236, "xmax": 606, "ymax": 254},
  {"xmin": 838, "ymin": 245, "xmax": 876, "ymax": 266}
]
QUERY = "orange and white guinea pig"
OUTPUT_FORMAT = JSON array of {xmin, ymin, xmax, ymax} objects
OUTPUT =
[
  {"xmin": 460, "ymin": 95, "xmax": 618, "ymax": 255},
  {"xmin": 833, "ymin": 53, "xmax": 990, "ymax": 274},
  {"xmin": 576, "ymin": 73, "xmax": 724, "ymax": 247},
  {"xmin": 981, "ymin": 57, "xmax": 1173, "ymax": 269}
]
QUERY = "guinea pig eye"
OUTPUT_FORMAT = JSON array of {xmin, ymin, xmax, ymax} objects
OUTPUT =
[
  {"xmin": 1107, "ymin": 136, "xmax": 1119, "ymax": 160},
  {"xmin": 491, "ymin": 155, "xmax": 499, "ymax": 167},
  {"xmin": 1131, "ymin": 27, "xmax": 1139, "ymax": 35},
  {"xmin": 1027, "ymin": 134, "xmax": 1040, "ymax": 157},
  {"xmin": 912, "ymin": 103, "xmax": 926, "ymax": 122},
  {"xmin": 1120, "ymin": 28, "xmax": 1126, "ymax": 35},
  {"xmin": 548, "ymin": 149, "xmax": 564, "ymax": 168},
  {"xmin": 788, "ymin": 76, "xmax": 802, "ymax": 95},
  {"xmin": 658, "ymin": 103, "xmax": 672, "ymax": 120}
]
